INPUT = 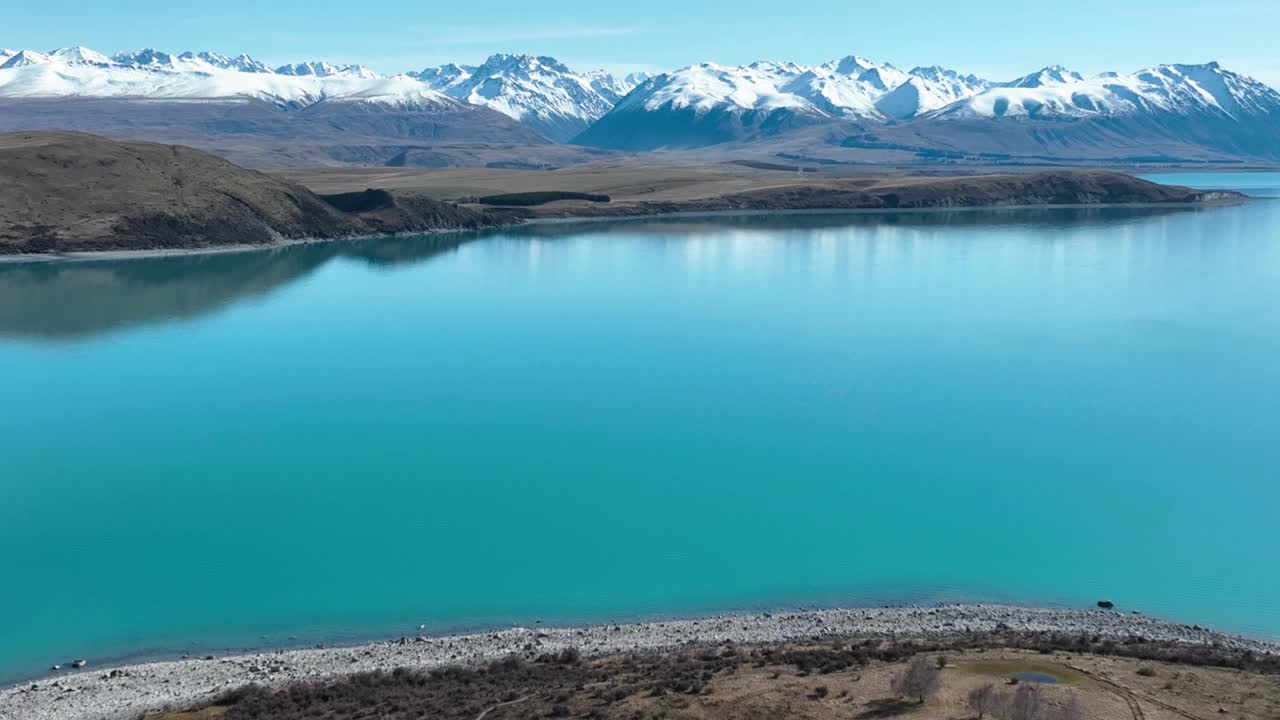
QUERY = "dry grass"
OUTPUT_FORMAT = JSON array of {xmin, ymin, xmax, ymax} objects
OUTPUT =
[
  {"xmin": 142, "ymin": 637, "xmax": 1280, "ymax": 720},
  {"xmin": 958, "ymin": 657, "xmax": 1091, "ymax": 685},
  {"xmin": 277, "ymin": 162, "xmax": 1220, "ymax": 225},
  {"xmin": 276, "ymin": 159, "xmax": 858, "ymax": 203}
]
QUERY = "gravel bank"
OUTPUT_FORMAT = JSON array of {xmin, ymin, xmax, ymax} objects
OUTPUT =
[{"xmin": 2, "ymin": 605, "xmax": 1275, "ymax": 720}]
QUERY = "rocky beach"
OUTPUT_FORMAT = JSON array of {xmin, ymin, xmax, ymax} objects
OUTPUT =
[{"xmin": 3, "ymin": 605, "xmax": 1276, "ymax": 720}]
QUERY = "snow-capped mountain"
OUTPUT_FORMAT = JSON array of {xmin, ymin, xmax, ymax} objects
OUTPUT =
[
  {"xmin": 110, "ymin": 49, "xmax": 183, "ymax": 68},
  {"xmin": 575, "ymin": 57, "xmax": 985, "ymax": 149},
  {"xmin": 3, "ymin": 44, "xmax": 1278, "ymax": 162},
  {"xmin": 607, "ymin": 56, "xmax": 915, "ymax": 120},
  {"xmin": 875, "ymin": 67, "xmax": 990, "ymax": 119},
  {"xmin": 1, "ymin": 50, "xmax": 54, "ymax": 69},
  {"xmin": 1005, "ymin": 65, "xmax": 1086, "ymax": 88},
  {"xmin": 185, "ymin": 52, "xmax": 272, "ymax": 74},
  {"xmin": 275, "ymin": 61, "xmax": 380, "ymax": 79},
  {"xmin": 0, "ymin": 47, "xmax": 457, "ymax": 110},
  {"xmin": 621, "ymin": 62, "xmax": 814, "ymax": 114},
  {"xmin": 0, "ymin": 46, "xmax": 649, "ymax": 142},
  {"xmin": 412, "ymin": 62, "xmax": 472, "ymax": 88},
  {"xmin": 109, "ymin": 49, "xmax": 274, "ymax": 74},
  {"xmin": 577, "ymin": 55, "xmax": 1280, "ymax": 159},
  {"xmin": 50, "ymin": 46, "xmax": 113, "ymax": 66},
  {"xmin": 931, "ymin": 62, "xmax": 1280, "ymax": 120},
  {"xmin": 412, "ymin": 54, "xmax": 649, "ymax": 141},
  {"xmin": 585, "ymin": 69, "xmax": 653, "ymax": 103}
]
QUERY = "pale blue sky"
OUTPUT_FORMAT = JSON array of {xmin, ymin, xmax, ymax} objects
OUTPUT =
[{"xmin": 7, "ymin": 0, "xmax": 1279, "ymax": 85}]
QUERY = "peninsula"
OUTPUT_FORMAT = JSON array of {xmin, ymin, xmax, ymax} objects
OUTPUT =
[{"xmin": 0, "ymin": 132, "xmax": 1245, "ymax": 257}]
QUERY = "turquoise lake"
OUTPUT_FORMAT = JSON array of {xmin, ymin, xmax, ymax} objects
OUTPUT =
[{"xmin": 1, "ymin": 174, "xmax": 1278, "ymax": 682}]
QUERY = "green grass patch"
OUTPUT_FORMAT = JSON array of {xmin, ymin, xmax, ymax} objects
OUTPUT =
[{"xmin": 957, "ymin": 658, "xmax": 1089, "ymax": 686}]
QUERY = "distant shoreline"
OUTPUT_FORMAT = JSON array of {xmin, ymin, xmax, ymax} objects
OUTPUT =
[
  {"xmin": 0, "ymin": 225, "xmax": 485, "ymax": 264},
  {"xmin": 0, "ymin": 197, "xmax": 1252, "ymax": 265},
  {"xmin": 2, "ymin": 604, "xmax": 1276, "ymax": 720},
  {"xmin": 0, "ymin": 133, "xmax": 1256, "ymax": 260},
  {"xmin": 517, "ymin": 197, "xmax": 1250, "ymax": 225}
]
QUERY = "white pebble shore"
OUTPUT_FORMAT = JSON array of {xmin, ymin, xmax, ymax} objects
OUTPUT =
[{"xmin": 2, "ymin": 604, "xmax": 1275, "ymax": 720}]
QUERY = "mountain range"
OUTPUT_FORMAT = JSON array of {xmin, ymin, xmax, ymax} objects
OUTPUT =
[
  {"xmin": 577, "ymin": 58, "xmax": 1280, "ymax": 161},
  {"xmin": 0, "ymin": 47, "xmax": 646, "ymax": 143},
  {"xmin": 411, "ymin": 54, "xmax": 650, "ymax": 141},
  {"xmin": 2, "ymin": 46, "xmax": 1277, "ymax": 166}
]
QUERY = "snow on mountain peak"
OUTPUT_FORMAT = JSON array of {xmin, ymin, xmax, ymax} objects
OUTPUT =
[
  {"xmin": 4, "ymin": 45, "xmax": 1276, "ymax": 147},
  {"xmin": 275, "ymin": 61, "xmax": 380, "ymax": 79},
  {"xmin": 0, "ymin": 45, "xmax": 633, "ymax": 135},
  {"xmin": 910, "ymin": 66, "xmax": 985, "ymax": 85},
  {"xmin": 1141, "ymin": 62, "xmax": 1279, "ymax": 117},
  {"xmin": 0, "ymin": 47, "xmax": 448, "ymax": 111},
  {"xmin": 636, "ymin": 62, "xmax": 817, "ymax": 115},
  {"xmin": 825, "ymin": 55, "xmax": 877, "ymax": 75},
  {"xmin": 111, "ymin": 49, "xmax": 178, "ymax": 68},
  {"xmin": 932, "ymin": 61, "xmax": 1280, "ymax": 120},
  {"xmin": 622, "ymin": 71, "xmax": 654, "ymax": 87},
  {"xmin": 48, "ymin": 46, "xmax": 113, "ymax": 65},
  {"xmin": 412, "ymin": 54, "xmax": 646, "ymax": 141},
  {"xmin": 411, "ymin": 62, "xmax": 473, "ymax": 87},
  {"xmin": 875, "ymin": 66, "xmax": 990, "ymax": 119},
  {"xmin": 622, "ymin": 55, "xmax": 917, "ymax": 122},
  {"xmin": 0, "ymin": 50, "xmax": 54, "ymax": 69},
  {"xmin": 479, "ymin": 53, "xmax": 572, "ymax": 76},
  {"xmin": 583, "ymin": 69, "xmax": 649, "ymax": 103},
  {"xmin": 749, "ymin": 60, "xmax": 805, "ymax": 76},
  {"xmin": 186, "ymin": 52, "xmax": 272, "ymax": 74},
  {"xmin": 1007, "ymin": 65, "xmax": 1086, "ymax": 88}
]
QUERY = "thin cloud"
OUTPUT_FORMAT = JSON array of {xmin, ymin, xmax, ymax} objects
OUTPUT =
[{"xmin": 434, "ymin": 25, "xmax": 640, "ymax": 46}]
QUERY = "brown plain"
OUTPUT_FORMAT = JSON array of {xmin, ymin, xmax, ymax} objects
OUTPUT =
[
  {"xmin": 145, "ymin": 638, "xmax": 1280, "ymax": 720},
  {"xmin": 277, "ymin": 159, "xmax": 1223, "ymax": 220}
]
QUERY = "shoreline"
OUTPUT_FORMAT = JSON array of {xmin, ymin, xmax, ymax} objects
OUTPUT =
[
  {"xmin": 0, "ymin": 196, "xmax": 1254, "ymax": 265},
  {"xmin": 0, "ymin": 225, "xmax": 492, "ymax": 264},
  {"xmin": 3, "ymin": 604, "xmax": 1276, "ymax": 720},
  {"xmin": 517, "ymin": 197, "xmax": 1252, "ymax": 226}
]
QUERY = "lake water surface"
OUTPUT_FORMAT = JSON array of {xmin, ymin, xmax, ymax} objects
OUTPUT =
[{"xmin": 2, "ymin": 174, "xmax": 1278, "ymax": 682}]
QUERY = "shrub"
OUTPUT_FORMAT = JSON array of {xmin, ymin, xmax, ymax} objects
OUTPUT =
[
  {"xmin": 891, "ymin": 656, "xmax": 941, "ymax": 704},
  {"xmin": 967, "ymin": 683, "xmax": 999, "ymax": 719},
  {"xmin": 1006, "ymin": 684, "xmax": 1042, "ymax": 720}
]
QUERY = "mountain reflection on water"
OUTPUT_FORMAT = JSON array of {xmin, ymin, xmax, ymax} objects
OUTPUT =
[{"xmin": 0, "ymin": 204, "xmax": 1225, "ymax": 340}]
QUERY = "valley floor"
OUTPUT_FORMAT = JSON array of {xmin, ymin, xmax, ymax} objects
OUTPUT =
[
  {"xmin": 278, "ymin": 161, "xmax": 1246, "ymax": 221},
  {"xmin": 276, "ymin": 158, "xmax": 869, "ymax": 203}
]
